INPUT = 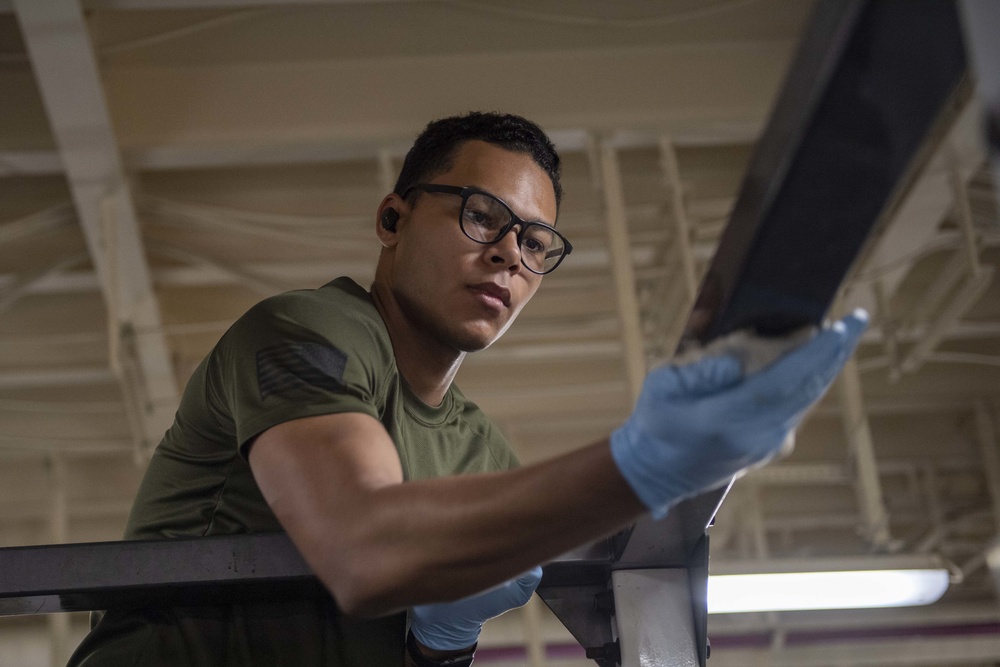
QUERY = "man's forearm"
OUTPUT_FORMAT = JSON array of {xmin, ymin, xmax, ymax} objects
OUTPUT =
[{"xmin": 332, "ymin": 440, "xmax": 643, "ymax": 614}]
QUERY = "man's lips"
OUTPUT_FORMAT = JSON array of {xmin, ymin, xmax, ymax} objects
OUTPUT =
[{"xmin": 469, "ymin": 283, "xmax": 511, "ymax": 308}]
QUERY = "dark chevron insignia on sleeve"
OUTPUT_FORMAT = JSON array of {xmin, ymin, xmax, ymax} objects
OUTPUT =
[{"xmin": 256, "ymin": 342, "xmax": 348, "ymax": 401}]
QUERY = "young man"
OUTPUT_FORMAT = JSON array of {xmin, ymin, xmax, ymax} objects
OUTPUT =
[{"xmin": 69, "ymin": 112, "xmax": 865, "ymax": 666}]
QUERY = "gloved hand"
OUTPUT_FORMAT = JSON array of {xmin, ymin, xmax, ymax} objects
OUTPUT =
[
  {"xmin": 611, "ymin": 310, "xmax": 868, "ymax": 518},
  {"xmin": 409, "ymin": 567, "xmax": 542, "ymax": 651}
]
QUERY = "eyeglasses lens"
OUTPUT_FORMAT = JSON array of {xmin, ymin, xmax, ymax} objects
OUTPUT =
[
  {"xmin": 461, "ymin": 193, "xmax": 565, "ymax": 274},
  {"xmin": 522, "ymin": 224, "xmax": 564, "ymax": 273},
  {"xmin": 461, "ymin": 193, "xmax": 510, "ymax": 243}
]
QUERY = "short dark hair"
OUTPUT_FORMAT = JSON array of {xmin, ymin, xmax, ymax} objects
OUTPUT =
[{"xmin": 394, "ymin": 112, "xmax": 563, "ymax": 212}]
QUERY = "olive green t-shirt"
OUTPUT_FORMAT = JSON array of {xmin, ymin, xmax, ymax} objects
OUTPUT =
[{"xmin": 69, "ymin": 277, "xmax": 518, "ymax": 667}]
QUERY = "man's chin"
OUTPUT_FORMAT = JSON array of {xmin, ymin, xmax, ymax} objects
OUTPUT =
[
  {"xmin": 451, "ymin": 323, "xmax": 505, "ymax": 353},
  {"xmin": 453, "ymin": 333, "xmax": 498, "ymax": 354}
]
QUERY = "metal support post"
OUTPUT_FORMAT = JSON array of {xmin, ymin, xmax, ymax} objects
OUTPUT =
[
  {"xmin": 980, "ymin": 401, "xmax": 1000, "ymax": 600},
  {"xmin": 916, "ymin": 465, "xmax": 946, "ymax": 554},
  {"xmin": 948, "ymin": 148, "xmax": 982, "ymax": 278},
  {"xmin": 745, "ymin": 482, "xmax": 787, "ymax": 649},
  {"xmin": 838, "ymin": 358, "xmax": 893, "ymax": 551},
  {"xmin": 377, "ymin": 148, "xmax": 396, "ymax": 196},
  {"xmin": 658, "ymin": 137, "xmax": 699, "ymax": 304},
  {"xmin": 959, "ymin": 1, "xmax": 1000, "ymax": 199},
  {"xmin": 47, "ymin": 455, "xmax": 69, "ymax": 667},
  {"xmin": 650, "ymin": 136, "xmax": 700, "ymax": 358},
  {"xmin": 962, "ymin": 403, "xmax": 1000, "ymax": 581},
  {"xmin": 873, "ymin": 280, "xmax": 902, "ymax": 383},
  {"xmin": 975, "ymin": 402, "xmax": 1000, "ymax": 531},
  {"xmin": 520, "ymin": 595, "xmax": 547, "ymax": 667},
  {"xmin": 746, "ymin": 481, "xmax": 771, "ymax": 559},
  {"xmin": 597, "ymin": 138, "xmax": 646, "ymax": 402},
  {"xmin": 611, "ymin": 569, "xmax": 699, "ymax": 667}
]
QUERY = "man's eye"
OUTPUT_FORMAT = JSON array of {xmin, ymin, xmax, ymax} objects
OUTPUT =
[
  {"xmin": 522, "ymin": 237, "xmax": 547, "ymax": 254},
  {"xmin": 464, "ymin": 208, "xmax": 501, "ymax": 228},
  {"xmin": 466, "ymin": 210, "xmax": 486, "ymax": 224},
  {"xmin": 522, "ymin": 228, "xmax": 553, "ymax": 255}
]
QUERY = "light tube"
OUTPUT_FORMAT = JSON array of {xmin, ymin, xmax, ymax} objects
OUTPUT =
[{"xmin": 708, "ymin": 569, "xmax": 949, "ymax": 613}]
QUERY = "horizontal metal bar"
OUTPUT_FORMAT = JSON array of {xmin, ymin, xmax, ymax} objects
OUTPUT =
[{"xmin": 0, "ymin": 532, "xmax": 618, "ymax": 617}]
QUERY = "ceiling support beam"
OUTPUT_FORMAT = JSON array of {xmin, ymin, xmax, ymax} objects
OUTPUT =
[
  {"xmin": 0, "ymin": 150, "xmax": 64, "ymax": 177},
  {"xmin": 0, "ymin": 204, "xmax": 74, "ymax": 245},
  {"xmin": 0, "ymin": 253, "xmax": 88, "ymax": 317},
  {"xmin": 898, "ymin": 267, "xmax": 994, "ymax": 376},
  {"xmin": 0, "ymin": 367, "xmax": 116, "ymax": 390},
  {"xmin": 14, "ymin": 0, "xmax": 178, "ymax": 459},
  {"xmin": 145, "ymin": 239, "xmax": 293, "ymax": 297},
  {"xmin": 905, "ymin": 248, "xmax": 974, "ymax": 328}
]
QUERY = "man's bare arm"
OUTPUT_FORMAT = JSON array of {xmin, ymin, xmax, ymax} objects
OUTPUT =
[
  {"xmin": 248, "ymin": 411, "xmax": 644, "ymax": 617},
  {"xmin": 250, "ymin": 313, "xmax": 868, "ymax": 618}
]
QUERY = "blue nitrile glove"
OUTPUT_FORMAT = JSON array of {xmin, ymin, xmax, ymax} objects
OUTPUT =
[
  {"xmin": 610, "ymin": 311, "xmax": 868, "ymax": 519},
  {"xmin": 409, "ymin": 567, "xmax": 542, "ymax": 651}
]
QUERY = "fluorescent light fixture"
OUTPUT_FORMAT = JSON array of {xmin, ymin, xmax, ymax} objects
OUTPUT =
[{"xmin": 707, "ymin": 557, "xmax": 950, "ymax": 614}]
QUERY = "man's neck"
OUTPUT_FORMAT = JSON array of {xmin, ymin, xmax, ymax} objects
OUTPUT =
[{"xmin": 370, "ymin": 282, "xmax": 465, "ymax": 408}]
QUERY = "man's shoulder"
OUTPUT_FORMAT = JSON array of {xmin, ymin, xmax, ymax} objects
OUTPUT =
[
  {"xmin": 238, "ymin": 278, "xmax": 382, "ymax": 336},
  {"xmin": 253, "ymin": 277, "xmax": 374, "ymax": 318},
  {"xmin": 213, "ymin": 277, "xmax": 392, "ymax": 373}
]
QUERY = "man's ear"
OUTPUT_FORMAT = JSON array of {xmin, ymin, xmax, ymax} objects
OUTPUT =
[{"xmin": 375, "ymin": 195, "xmax": 405, "ymax": 247}]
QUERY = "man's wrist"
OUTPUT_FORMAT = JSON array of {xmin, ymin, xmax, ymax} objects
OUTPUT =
[{"xmin": 406, "ymin": 629, "xmax": 476, "ymax": 667}]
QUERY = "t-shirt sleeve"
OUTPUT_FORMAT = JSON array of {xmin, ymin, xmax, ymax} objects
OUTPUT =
[{"xmin": 211, "ymin": 293, "xmax": 387, "ymax": 459}]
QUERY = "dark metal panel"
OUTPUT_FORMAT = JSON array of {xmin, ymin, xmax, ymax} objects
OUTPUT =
[{"xmin": 692, "ymin": 0, "xmax": 968, "ymax": 341}]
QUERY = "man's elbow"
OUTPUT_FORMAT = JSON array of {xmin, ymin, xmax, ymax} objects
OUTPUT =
[{"xmin": 323, "ymin": 553, "xmax": 402, "ymax": 617}]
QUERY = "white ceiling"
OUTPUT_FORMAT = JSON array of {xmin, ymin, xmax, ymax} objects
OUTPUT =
[{"xmin": 1, "ymin": 1, "xmax": 1000, "ymax": 665}]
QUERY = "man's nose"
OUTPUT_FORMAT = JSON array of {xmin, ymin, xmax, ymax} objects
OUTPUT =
[{"xmin": 487, "ymin": 226, "xmax": 522, "ymax": 272}]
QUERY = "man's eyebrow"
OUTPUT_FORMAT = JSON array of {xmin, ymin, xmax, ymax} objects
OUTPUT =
[{"xmin": 472, "ymin": 184, "xmax": 554, "ymax": 227}]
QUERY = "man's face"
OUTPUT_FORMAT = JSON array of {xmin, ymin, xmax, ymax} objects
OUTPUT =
[{"xmin": 385, "ymin": 140, "xmax": 558, "ymax": 352}]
